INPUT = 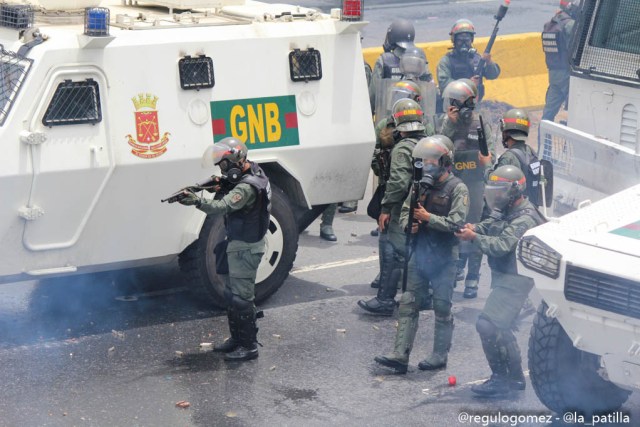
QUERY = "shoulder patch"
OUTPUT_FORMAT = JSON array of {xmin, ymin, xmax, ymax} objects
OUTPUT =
[
  {"xmin": 231, "ymin": 193, "xmax": 243, "ymax": 204},
  {"xmin": 463, "ymin": 194, "xmax": 469, "ymax": 206}
]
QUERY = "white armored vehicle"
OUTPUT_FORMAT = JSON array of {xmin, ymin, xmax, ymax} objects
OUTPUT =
[
  {"xmin": 0, "ymin": 0, "xmax": 374, "ymax": 306},
  {"xmin": 522, "ymin": 0, "xmax": 640, "ymax": 414}
]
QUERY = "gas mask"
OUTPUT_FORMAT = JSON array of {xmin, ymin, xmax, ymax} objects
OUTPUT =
[
  {"xmin": 451, "ymin": 98, "xmax": 475, "ymax": 121},
  {"xmin": 454, "ymin": 34, "xmax": 474, "ymax": 55},
  {"xmin": 421, "ymin": 162, "xmax": 445, "ymax": 187},
  {"xmin": 217, "ymin": 159, "xmax": 243, "ymax": 184}
]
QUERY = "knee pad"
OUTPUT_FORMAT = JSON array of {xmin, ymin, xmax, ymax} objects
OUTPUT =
[
  {"xmin": 433, "ymin": 299, "xmax": 451, "ymax": 318},
  {"xmin": 229, "ymin": 293, "xmax": 253, "ymax": 311},
  {"xmin": 476, "ymin": 314, "xmax": 498, "ymax": 339},
  {"xmin": 398, "ymin": 292, "xmax": 418, "ymax": 317}
]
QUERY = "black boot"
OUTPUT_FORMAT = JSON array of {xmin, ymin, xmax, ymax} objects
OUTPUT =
[
  {"xmin": 214, "ymin": 312, "xmax": 240, "ymax": 353},
  {"xmin": 358, "ymin": 266, "xmax": 400, "ymax": 316},
  {"xmin": 224, "ymin": 306, "xmax": 259, "ymax": 362},
  {"xmin": 471, "ymin": 373, "xmax": 511, "ymax": 396},
  {"xmin": 503, "ymin": 330, "xmax": 526, "ymax": 391},
  {"xmin": 472, "ymin": 318, "xmax": 510, "ymax": 396}
]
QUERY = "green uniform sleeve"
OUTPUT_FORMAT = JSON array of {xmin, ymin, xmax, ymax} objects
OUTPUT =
[
  {"xmin": 483, "ymin": 61, "xmax": 501, "ymax": 80},
  {"xmin": 381, "ymin": 140, "xmax": 414, "ymax": 214},
  {"xmin": 483, "ymin": 121, "xmax": 497, "ymax": 166},
  {"xmin": 440, "ymin": 116, "xmax": 456, "ymax": 140},
  {"xmin": 473, "ymin": 212, "xmax": 537, "ymax": 257},
  {"xmin": 426, "ymin": 180, "xmax": 469, "ymax": 231},
  {"xmin": 196, "ymin": 183, "xmax": 256, "ymax": 215}
]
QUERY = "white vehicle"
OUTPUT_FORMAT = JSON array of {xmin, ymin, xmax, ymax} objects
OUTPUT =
[
  {"xmin": 539, "ymin": 0, "xmax": 640, "ymax": 214},
  {"xmin": 0, "ymin": 0, "xmax": 374, "ymax": 307},
  {"xmin": 522, "ymin": 0, "xmax": 640, "ymax": 414}
]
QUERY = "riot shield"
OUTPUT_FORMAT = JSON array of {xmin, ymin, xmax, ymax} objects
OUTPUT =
[{"xmin": 375, "ymin": 78, "xmax": 398, "ymax": 123}]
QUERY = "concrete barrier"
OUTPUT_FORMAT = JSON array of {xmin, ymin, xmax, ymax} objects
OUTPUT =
[{"xmin": 363, "ymin": 32, "xmax": 548, "ymax": 110}]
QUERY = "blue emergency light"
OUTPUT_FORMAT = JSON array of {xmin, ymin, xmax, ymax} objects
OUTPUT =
[{"xmin": 84, "ymin": 7, "xmax": 110, "ymax": 37}]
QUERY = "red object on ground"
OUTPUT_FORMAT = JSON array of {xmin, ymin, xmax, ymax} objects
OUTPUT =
[{"xmin": 448, "ymin": 376, "xmax": 456, "ymax": 386}]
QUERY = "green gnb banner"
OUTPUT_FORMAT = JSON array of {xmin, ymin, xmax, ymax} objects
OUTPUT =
[{"xmin": 210, "ymin": 95, "xmax": 300, "ymax": 149}]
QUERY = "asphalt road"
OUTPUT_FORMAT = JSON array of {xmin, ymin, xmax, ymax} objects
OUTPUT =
[{"xmin": 0, "ymin": 186, "xmax": 639, "ymax": 426}]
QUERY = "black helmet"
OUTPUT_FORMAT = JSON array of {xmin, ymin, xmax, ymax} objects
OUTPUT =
[
  {"xmin": 485, "ymin": 165, "xmax": 526, "ymax": 211},
  {"xmin": 383, "ymin": 19, "xmax": 415, "ymax": 52}
]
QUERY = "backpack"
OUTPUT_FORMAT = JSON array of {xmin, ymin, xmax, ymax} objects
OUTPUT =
[{"xmin": 509, "ymin": 147, "xmax": 554, "ymax": 208}]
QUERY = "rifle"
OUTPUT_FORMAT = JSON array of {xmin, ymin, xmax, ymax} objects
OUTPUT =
[
  {"xmin": 477, "ymin": 115, "xmax": 490, "ymax": 157},
  {"xmin": 161, "ymin": 175, "xmax": 227, "ymax": 203},
  {"xmin": 474, "ymin": 0, "xmax": 510, "ymax": 80},
  {"xmin": 402, "ymin": 160, "xmax": 424, "ymax": 293}
]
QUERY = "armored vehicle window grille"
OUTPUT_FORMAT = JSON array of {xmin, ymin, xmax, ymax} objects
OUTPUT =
[
  {"xmin": 0, "ymin": 46, "xmax": 32, "ymax": 126},
  {"xmin": 289, "ymin": 49, "xmax": 322, "ymax": 82},
  {"xmin": 565, "ymin": 264, "xmax": 640, "ymax": 320},
  {"xmin": 178, "ymin": 55, "xmax": 214, "ymax": 90},
  {"xmin": 0, "ymin": 4, "xmax": 34, "ymax": 30},
  {"xmin": 572, "ymin": 0, "xmax": 640, "ymax": 85},
  {"xmin": 42, "ymin": 79, "xmax": 102, "ymax": 127}
]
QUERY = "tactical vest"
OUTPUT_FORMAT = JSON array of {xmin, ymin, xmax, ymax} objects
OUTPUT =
[
  {"xmin": 451, "ymin": 116, "xmax": 485, "ymax": 223},
  {"xmin": 381, "ymin": 52, "xmax": 403, "ymax": 79},
  {"xmin": 542, "ymin": 13, "xmax": 572, "ymax": 70},
  {"xmin": 226, "ymin": 162, "xmax": 272, "ymax": 243},
  {"xmin": 487, "ymin": 206, "xmax": 546, "ymax": 274},
  {"xmin": 447, "ymin": 51, "xmax": 485, "ymax": 99},
  {"xmin": 419, "ymin": 175, "xmax": 464, "ymax": 248}
]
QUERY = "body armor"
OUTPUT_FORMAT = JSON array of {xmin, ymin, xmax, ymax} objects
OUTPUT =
[
  {"xmin": 226, "ymin": 162, "xmax": 271, "ymax": 243},
  {"xmin": 542, "ymin": 12, "xmax": 572, "ymax": 70}
]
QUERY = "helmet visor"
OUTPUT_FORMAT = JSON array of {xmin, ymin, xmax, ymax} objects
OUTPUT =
[
  {"xmin": 400, "ymin": 56, "xmax": 427, "ymax": 77},
  {"xmin": 201, "ymin": 144, "xmax": 234, "ymax": 169},
  {"xmin": 388, "ymin": 88, "xmax": 421, "ymax": 109},
  {"xmin": 484, "ymin": 182, "xmax": 512, "ymax": 211}
]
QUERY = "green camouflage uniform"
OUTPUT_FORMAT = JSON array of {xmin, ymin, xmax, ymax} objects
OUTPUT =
[
  {"xmin": 382, "ymin": 173, "xmax": 469, "ymax": 367},
  {"xmin": 471, "ymin": 198, "xmax": 544, "ymax": 388},
  {"xmin": 442, "ymin": 113, "xmax": 496, "ymax": 289},
  {"xmin": 486, "ymin": 141, "xmax": 536, "ymax": 180},
  {"xmin": 197, "ymin": 183, "xmax": 264, "ymax": 301}
]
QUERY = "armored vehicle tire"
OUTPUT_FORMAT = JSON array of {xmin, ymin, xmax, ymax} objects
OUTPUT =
[
  {"xmin": 528, "ymin": 302, "xmax": 630, "ymax": 415},
  {"xmin": 179, "ymin": 186, "xmax": 298, "ymax": 308}
]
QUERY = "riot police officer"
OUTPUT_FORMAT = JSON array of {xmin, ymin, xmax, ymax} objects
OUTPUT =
[
  {"xmin": 456, "ymin": 165, "xmax": 545, "ymax": 396},
  {"xmin": 374, "ymin": 136, "xmax": 469, "ymax": 373},
  {"xmin": 358, "ymin": 99, "xmax": 428, "ymax": 316},
  {"xmin": 541, "ymin": 0, "xmax": 577, "ymax": 121},
  {"xmin": 437, "ymin": 19, "xmax": 501, "ymax": 102},
  {"xmin": 490, "ymin": 108, "xmax": 536, "ymax": 174},
  {"xmin": 369, "ymin": 19, "xmax": 417, "ymax": 118},
  {"xmin": 178, "ymin": 137, "xmax": 271, "ymax": 362},
  {"xmin": 441, "ymin": 79, "xmax": 495, "ymax": 299}
]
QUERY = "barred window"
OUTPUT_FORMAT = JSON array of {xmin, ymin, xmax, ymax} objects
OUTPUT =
[
  {"xmin": 590, "ymin": 0, "xmax": 640, "ymax": 55},
  {"xmin": 178, "ymin": 55, "xmax": 214, "ymax": 90},
  {"xmin": 0, "ymin": 46, "xmax": 33, "ymax": 126},
  {"xmin": 289, "ymin": 48, "xmax": 322, "ymax": 82},
  {"xmin": 42, "ymin": 79, "xmax": 102, "ymax": 127},
  {"xmin": 573, "ymin": 0, "xmax": 640, "ymax": 84}
]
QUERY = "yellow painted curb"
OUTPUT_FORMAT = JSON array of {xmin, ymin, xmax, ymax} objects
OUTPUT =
[{"xmin": 363, "ymin": 32, "xmax": 548, "ymax": 110}]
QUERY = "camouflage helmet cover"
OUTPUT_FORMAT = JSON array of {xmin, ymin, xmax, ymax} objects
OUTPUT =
[
  {"xmin": 392, "ymin": 98, "xmax": 425, "ymax": 132},
  {"xmin": 500, "ymin": 108, "xmax": 530, "ymax": 142}
]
